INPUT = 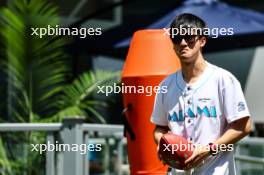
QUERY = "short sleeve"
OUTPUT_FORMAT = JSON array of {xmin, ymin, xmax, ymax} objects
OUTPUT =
[
  {"xmin": 222, "ymin": 76, "xmax": 250, "ymax": 123},
  {"xmin": 150, "ymin": 88, "xmax": 168, "ymax": 126}
]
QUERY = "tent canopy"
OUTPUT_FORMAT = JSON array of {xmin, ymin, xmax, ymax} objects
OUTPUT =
[{"xmin": 115, "ymin": 0, "xmax": 264, "ymax": 48}]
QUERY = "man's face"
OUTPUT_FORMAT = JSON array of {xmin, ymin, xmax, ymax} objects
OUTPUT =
[{"xmin": 173, "ymin": 35, "xmax": 206, "ymax": 63}]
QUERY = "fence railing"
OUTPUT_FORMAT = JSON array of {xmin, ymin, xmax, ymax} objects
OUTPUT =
[
  {"xmin": 0, "ymin": 119, "xmax": 125, "ymax": 175},
  {"xmin": 1, "ymin": 120, "xmax": 264, "ymax": 175},
  {"xmin": 235, "ymin": 137, "xmax": 264, "ymax": 175}
]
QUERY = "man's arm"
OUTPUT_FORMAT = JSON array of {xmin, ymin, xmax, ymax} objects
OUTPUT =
[
  {"xmin": 185, "ymin": 116, "xmax": 252, "ymax": 169},
  {"xmin": 213, "ymin": 116, "xmax": 252, "ymax": 145},
  {"xmin": 153, "ymin": 125, "xmax": 170, "ymax": 145}
]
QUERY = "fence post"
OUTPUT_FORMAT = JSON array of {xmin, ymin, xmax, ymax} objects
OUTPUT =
[
  {"xmin": 84, "ymin": 132, "xmax": 89, "ymax": 175},
  {"xmin": 117, "ymin": 138, "xmax": 123, "ymax": 175},
  {"xmin": 46, "ymin": 132, "xmax": 55, "ymax": 175},
  {"xmin": 60, "ymin": 118, "xmax": 85, "ymax": 175},
  {"xmin": 104, "ymin": 138, "xmax": 110, "ymax": 175},
  {"xmin": 235, "ymin": 144, "xmax": 241, "ymax": 175}
]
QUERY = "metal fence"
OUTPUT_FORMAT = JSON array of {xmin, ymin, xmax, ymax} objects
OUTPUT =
[
  {"xmin": 235, "ymin": 137, "xmax": 264, "ymax": 175},
  {"xmin": 0, "ymin": 119, "xmax": 264, "ymax": 175},
  {"xmin": 0, "ymin": 119, "xmax": 126, "ymax": 175}
]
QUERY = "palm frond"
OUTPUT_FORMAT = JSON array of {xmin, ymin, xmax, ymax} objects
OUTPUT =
[
  {"xmin": 42, "ymin": 70, "xmax": 120, "ymax": 122},
  {"xmin": 0, "ymin": 137, "xmax": 12, "ymax": 174},
  {"xmin": 0, "ymin": 0, "xmax": 69, "ymax": 122}
]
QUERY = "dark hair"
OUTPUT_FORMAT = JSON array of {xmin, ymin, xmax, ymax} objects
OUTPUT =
[{"xmin": 169, "ymin": 13, "xmax": 208, "ymax": 41}]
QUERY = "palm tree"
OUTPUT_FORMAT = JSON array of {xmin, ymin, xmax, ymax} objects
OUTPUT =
[{"xmin": 0, "ymin": 0, "xmax": 120, "ymax": 174}]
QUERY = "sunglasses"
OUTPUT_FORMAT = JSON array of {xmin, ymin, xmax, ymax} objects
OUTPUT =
[{"xmin": 172, "ymin": 35, "xmax": 198, "ymax": 44}]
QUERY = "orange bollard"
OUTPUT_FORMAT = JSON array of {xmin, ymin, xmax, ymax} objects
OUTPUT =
[{"xmin": 121, "ymin": 30, "xmax": 181, "ymax": 175}]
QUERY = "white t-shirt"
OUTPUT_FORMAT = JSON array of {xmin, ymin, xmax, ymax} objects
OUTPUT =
[{"xmin": 151, "ymin": 62, "xmax": 250, "ymax": 175}]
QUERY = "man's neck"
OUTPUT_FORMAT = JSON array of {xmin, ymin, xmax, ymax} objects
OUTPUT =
[{"xmin": 181, "ymin": 55, "xmax": 207, "ymax": 84}]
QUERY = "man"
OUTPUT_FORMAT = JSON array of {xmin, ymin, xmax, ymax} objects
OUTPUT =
[{"xmin": 151, "ymin": 13, "xmax": 252, "ymax": 175}]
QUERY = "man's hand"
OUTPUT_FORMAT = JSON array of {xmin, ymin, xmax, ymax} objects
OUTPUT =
[
  {"xmin": 156, "ymin": 132, "xmax": 167, "ymax": 165},
  {"xmin": 157, "ymin": 143, "xmax": 167, "ymax": 165},
  {"xmin": 154, "ymin": 125, "xmax": 170, "ymax": 145},
  {"xmin": 154, "ymin": 125, "xmax": 170, "ymax": 164},
  {"xmin": 184, "ymin": 144, "xmax": 210, "ymax": 170}
]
